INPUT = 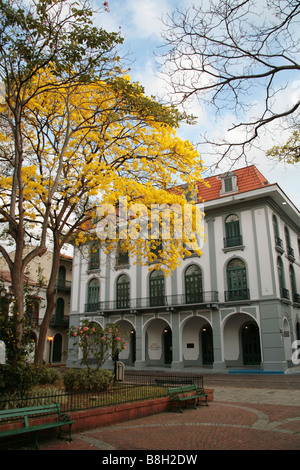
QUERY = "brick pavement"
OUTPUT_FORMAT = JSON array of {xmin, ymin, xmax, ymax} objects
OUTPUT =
[{"xmin": 5, "ymin": 374, "xmax": 300, "ymax": 451}]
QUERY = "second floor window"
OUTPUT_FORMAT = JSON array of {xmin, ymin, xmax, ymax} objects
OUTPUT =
[
  {"xmin": 86, "ymin": 278, "xmax": 100, "ymax": 311},
  {"xmin": 273, "ymin": 215, "xmax": 283, "ymax": 251},
  {"xmin": 116, "ymin": 242, "xmax": 129, "ymax": 267},
  {"xmin": 277, "ymin": 256, "xmax": 289, "ymax": 299},
  {"xmin": 185, "ymin": 264, "xmax": 202, "ymax": 303},
  {"xmin": 117, "ymin": 274, "xmax": 130, "ymax": 309},
  {"xmin": 149, "ymin": 270, "xmax": 165, "ymax": 307},
  {"xmin": 26, "ymin": 296, "xmax": 40, "ymax": 326},
  {"xmin": 89, "ymin": 245, "xmax": 100, "ymax": 271},
  {"xmin": 57, "ymin": 265, "xmax": 66, "ymax": 287},
  {"xmin": 55, "ymin": 297, "xmax": 65, "ymax": 320},
  {"xmin": 226, "ymin": 258, "xmax": 249, "ymax": 301},
  {"xmin": 289, "ymin": 264, "xmax": 298, "ymax": 302},
  {"xmin": 224, "ymin": 214, "xmax": 242, "ymax": 247}
]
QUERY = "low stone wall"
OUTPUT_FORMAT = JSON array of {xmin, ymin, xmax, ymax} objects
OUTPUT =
[
  {"xmin": 0, "ymin": 389, "xmax": 214, "ymax": 445},
  {"xmin": 70, "ymin": 388, "xmax": 214, "ymax": 433}
]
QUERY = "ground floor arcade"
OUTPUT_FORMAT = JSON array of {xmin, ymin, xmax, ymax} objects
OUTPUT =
[{"xmin": 67, "ymin": 301, "xmax": 299, "ymax": 373}]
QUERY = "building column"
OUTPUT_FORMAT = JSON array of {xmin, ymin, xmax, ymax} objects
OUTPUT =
[
  {"xmin": 206, "ymin": 217, "xmax": 226, "ymax": 370},
  {"xmin": 133, "ymin": 314, "xmax": 146, "ymax": 369},
  {"xmin": 211, "ymin": 309, "xmax": 226, "ymax": 371},
  {"xmin": 171, "ymin": 311, "xmax": 183, "ymax": 370},
  {"xmin": 260, "ymin": 301, "xmax": 289, "ymax": 371}
]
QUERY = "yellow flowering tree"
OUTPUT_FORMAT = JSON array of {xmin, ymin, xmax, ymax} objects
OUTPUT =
[
  {"xmin": 0, "ymin": 0, "xmax": 123, "ymax": 366},
  {"xmin": 19, "ymin": 69, "xmax": 205, "ymax": 364},
  {"xmin": 0, "ymin": 0, "xmax": 206, "ymax": 367}
]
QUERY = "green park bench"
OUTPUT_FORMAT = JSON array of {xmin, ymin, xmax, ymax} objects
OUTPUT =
[
  {"xmin": 167, "ymin": 383, "xmax": 208, "ymax": 413},
  {"xmin": 0, "ymin": 403, "xmax": 74, "ymax": 449}
]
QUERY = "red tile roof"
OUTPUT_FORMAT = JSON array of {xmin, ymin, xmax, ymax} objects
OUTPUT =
[{"xmin": 196, "ymin": 165, "xmax": 270, "ymax": 202}]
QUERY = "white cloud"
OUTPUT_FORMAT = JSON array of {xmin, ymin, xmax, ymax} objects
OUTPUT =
[{"xmin": 126, "ymin": 0, "xmax": 170, "ymax": 39}]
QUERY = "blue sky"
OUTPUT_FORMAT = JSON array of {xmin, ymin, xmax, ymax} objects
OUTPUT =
[{"xmin": 93, "ymin": 0, "xmax": 300, "ymax": 210}]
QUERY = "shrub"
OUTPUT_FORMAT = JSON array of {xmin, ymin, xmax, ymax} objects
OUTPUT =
[
  {"xmin": 0, "ymin": 363, "xmax": 39, "ymax": 394},
  {"xmin": 63, "ymin": 368, "xmax": 113, "ymax": 393},
  {"xmin": 35, "ymin": 366, "xmax": 61, "ymax": 385}
]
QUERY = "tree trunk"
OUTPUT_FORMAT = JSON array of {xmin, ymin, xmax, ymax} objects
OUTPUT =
[
  {"xmin": 35, "ymin": 239, "xmax": 61, "ymax": 365},
  {"xmin": 10, "ymin": 260, "xmax": 25, "ymax": 367}
]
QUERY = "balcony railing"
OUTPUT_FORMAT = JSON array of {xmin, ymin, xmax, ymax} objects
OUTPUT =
[
  {"xmin": 50, "ymin": 315, "xmax": 70, "ymax": 327},
  {"xmin": 55, "ymin": 280, "xmax": 71, "ymax": 291},
  {"xmin": 275, "ymin": 236, "xmax": 284, "ymax": 252},
  {"xmin": 225, "ymin": 288, "xmax": 250, "ymax": 302},
  {"xmin": 287, "ymin": 246, "xmax": 295, "ymax": 261},
  {"xmin": 85, "ymin": 291, "xmax": 219, "ymax": 313},
  {"xmin": 223, "ymin": 235, "xmax": 243, "ymax": 248},
  {"xmin": 280, "ymin": 287, "xmax": 290, "ymax": 300},
  {"xmin": 293, "ymin": 293, "xmax": 300, "ymax": 304}
]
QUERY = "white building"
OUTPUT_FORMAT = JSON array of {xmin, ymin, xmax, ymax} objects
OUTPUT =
[
  {"xmin": 67, "ymin": 165, "xmax": 300, "ymax": 373},
  {"xmin": 0, "ymin": 250, "xmax": 72, "ymax": 364}
]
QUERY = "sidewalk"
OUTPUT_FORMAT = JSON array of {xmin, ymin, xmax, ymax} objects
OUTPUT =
[{"xmin": 36, "ymin": 374, "xmax": 300, "ymax": 451}]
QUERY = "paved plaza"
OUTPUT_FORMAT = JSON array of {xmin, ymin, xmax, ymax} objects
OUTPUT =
[{"xmin": 35, "ymin": 372, "xmax": 300, "ymax": 451}]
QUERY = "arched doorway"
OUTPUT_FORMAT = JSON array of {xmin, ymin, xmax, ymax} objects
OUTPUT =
[
  {"xmin": 224, "ymin": 313, "xmax": 261, "ymax": 368},
  {"xmin": 116, "ymin": 320, "xmax": 136, "ymax": 365},
  {"xmin": 130, "ymin": 328, "xmax": 136, "ymax": 364},
  {"xmin": 145, "ymin": 319, "xmax": 171, "ymax": 366},
  {"xmin": 164, "ymin": 326, "xmax": 172, "ymax": 365},
  {"xmin": 53, "ymin": 333, "xmax": 62, "ymax": 363},
  {"xmin": 241, "ymin": 322, "xmax": 261, "ymax": 365},
  {"xmin": 201, "ymin": 324, "xmax": 214, "ymax": 365}
]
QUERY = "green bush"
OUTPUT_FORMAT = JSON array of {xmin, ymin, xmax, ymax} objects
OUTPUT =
[
  {"xmin": 0, "ymin": 363, "xmax": 39, "ymax": 394},
  {"xmin": 35, "ymin": 366, "xmax": 60, "ymax": 385},
  {"xmin": 63, "ymin": 368, "xmax": 114, "ymax": 393},
  {"xmin": 0, "ymin": 365, "xmax": 61, "ymax": 395}
]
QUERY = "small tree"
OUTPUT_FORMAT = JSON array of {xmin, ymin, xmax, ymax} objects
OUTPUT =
[{"xmin": 68, "ymin": 320, "xmax": 127, "ymax": 370}]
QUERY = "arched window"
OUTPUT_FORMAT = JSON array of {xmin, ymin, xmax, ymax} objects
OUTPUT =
[
  {"xmin": 224, "ymin": 214, "xmax": 242, "ymax": 247},
  {"xmin": 149, "ymin": 270, "xmax": 165, "ymax": 306},
  {"xmin": 273, "ymin": 215, "xmax": 283, "ymax": 251},
  {"xmin": 285, "ymin": 226, "xmax": 295, "ymax": 260},
  {"xmin": 116, "ymin": 241, "xmax": 129, "ymax": 267},
  {"xmin": 117, "ymin": 274, "xmax": 130, "ymax": 309},
  {"xmin": 86, "ymin": 278, "xmax": 100, "ymax": 312},
  {"xmin": 277, "ymin": 257, "xmax": 289, "ymax": 299},
  {"xmin": 289, "ymin": 264, "xmax": 298, "ymax": 303},
  {"xmin": 55, "ymin": 297, "xmax": 64, "ymax": 320},
  {"xmin": 185, "ymin": 264, "xmax": 202, "ymax": 303},
  {"xmin": 57, "ymin": 265, "xmax": 66, "ymax": 287},
  {"xmin": 89, "ymin": 244, "xmax": 100, "ymax": 270},
  {"xmin": 226, "ymin": 258, "xmax": 249, "ymax": 301}
]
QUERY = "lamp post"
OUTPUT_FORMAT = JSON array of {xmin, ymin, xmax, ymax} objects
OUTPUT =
[{"xmin": 48, "ymin": 336, "xmax": 53, "ymax": 364}]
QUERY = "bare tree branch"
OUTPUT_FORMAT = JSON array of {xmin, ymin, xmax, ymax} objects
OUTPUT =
[{"xmin": 159, "ymin": 0, "xmax": 300, "ymax": 168}]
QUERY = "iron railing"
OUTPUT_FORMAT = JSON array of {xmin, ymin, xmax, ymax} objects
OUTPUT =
[
  {"xmin": 223, "ymin": 235, "xmax": 243, "ymax": 248},
  {"xmin": 0, "ymin": 371, "xmax": 205, "ymax": 414},
  {"xmin": 224, "ymin": 289, "xmax": 250, "ymax": 302},
  {"xmin": 85, "ymin": 291, "xmax": 219, "ymax": 313}
]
